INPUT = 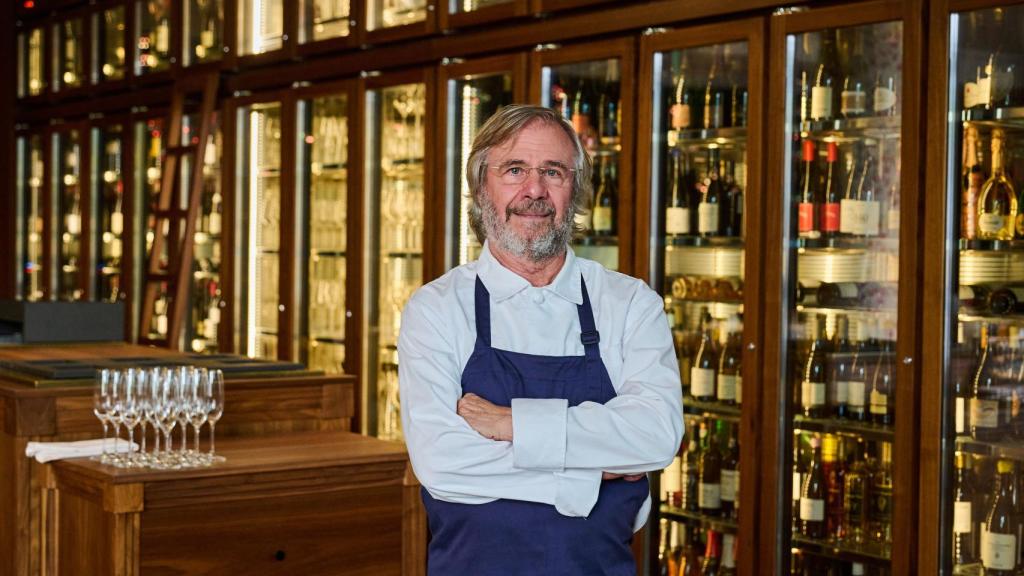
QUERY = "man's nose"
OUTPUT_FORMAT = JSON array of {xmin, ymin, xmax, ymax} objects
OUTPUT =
[{"xmin": 520, "ymin": 170, "xmax": 551, "ymax": 198}]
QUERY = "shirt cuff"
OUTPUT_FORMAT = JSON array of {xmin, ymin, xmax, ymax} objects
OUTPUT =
[
  {"xmin": 511, "ymin": 398, "xmax": 568, "ymax": 471},
  {"xmin": 553, "ymin": 468, "xmax": 603, "ymax": 518}
]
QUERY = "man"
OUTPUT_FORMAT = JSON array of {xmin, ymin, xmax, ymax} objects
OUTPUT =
[{"xmin": 398, "ymin": 104, "xmax": 683, "ymax": 575}]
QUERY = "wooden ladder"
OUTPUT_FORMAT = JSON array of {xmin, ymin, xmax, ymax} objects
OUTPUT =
[{"xmin": 138, "ymin": 73, "xmax": 219, "ymax": 349}]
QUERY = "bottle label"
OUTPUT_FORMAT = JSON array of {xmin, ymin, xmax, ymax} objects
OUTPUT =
[
  {"xmin": 982, "ymin": 531, "xmax": 1017, "ymax": 570},
  {"xmin": 848, "ymin": 381, "xmax": 866, "ymax": 408},
  {"xmin": 209, "ymin": 212, "xmax": 222, "ymax": 235},
  {"xmin": 955, "ymin": 397, "xmax": 966, "ymax": 434},
  {"xmin": 811, "ymin": 86, "xmax": 833, "ymax": 120},
  {"xmin": 208, "ymin": 306, "xmax": 221, "ymax": 324},
  {"xmin": 691, "ymin": 367, "xmax": 716, "ymax": 397},
  {"xmin": 670, "ymin": 104, "xmax": 691, "ymax": 130},
  {"xmin": 860, "ymin": 200, "xmax": 881, "ymax": 236},
  {"xmin": 698, "ymin": 202, "xmax": 719, "ymax": 235},
  {"xmin": 156, "ymin": 21, "xmax": 170, "ymax": 54},
  {"xmin": 841, "ymin": 90, "xmax": 867, "ymax": 116},
  {"xmin": 721, "ymin": 469, "xmax": 738, "ymax": 502},
  {"xmin": 698, "ymin": 482, "xmax": 721, "ymax": 509},
  {"xmin": 835, "ymin": 380, "xmax": 850, "ymax": 406},
  {"xmin": 971, "ymin": 398, "xmax": 1000, "ymax": 429},
  {"xmin": 110, "ymin": 212, "xmax": 124, "ymax": 235},
  {"xmin": 978, "ymin": 213, "xmax": 1007, "ymax": 235},
  {"xmin": 592, "ymin": 207, "xmax": 613, "ymax": 233},
  {"xmin": 736, "ymin": 375, "xmax": 743, "ymax": 405},
  {"xmin": 953, "ymin": 501, "xmax": 973, "ymax": 534},
  {"xmin": 66, "ymin": 213, "xmax": 81, "ymax": 236},
  {"xmin": 840, "ymin": 199, "xmax": 860, "ymax": 235},
  {"xmin": 873, "ymin": 86, "xmax": 897, "ymax": 113},
  {"xmin": 964, "ymin": 79, "xmax": 989, "ymax": 109},
  {"xmin": 717, "ymin": 374, "xmax": 737, "ymax": 402},
  {"xmin": 666, "ymin": 207, "xmax": 691, "ymax": 235},
  {"xmin": 798, "ymin": 202, "xmax": 815, "ymax": 233},
  {"xmin": 110, "ymin": 239, "xmax": 123, "ymax": 258},
  {"xmin": 722, "ymin": 533, "xmax": 736, "ymax": 568},
  {"xmin": 836, "ymin": 283, "xmax": 859, "ymax": 299},
  {"xmin": 869, "ymin": 390, "xmax": 888, "ymax": 414},
  {"xmin": 822, "ymin": 202, "xmax": 840, "ymax": 232},
  {"xmin": 800, "ymin": 497, "xmax": 825, "ymax": 521},
  {"xmin": 963, "ymin": 186, "xmax": 979, "ymax": 239},
  {"xmin": 801, "ymin": 380, "xmax": 826, "ymax": 408}
]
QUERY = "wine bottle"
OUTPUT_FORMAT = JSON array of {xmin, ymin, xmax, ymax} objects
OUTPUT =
[
  {"xmin": 663, "ymin": 455, "xmax": 682, "ymax": 506},
  {"xmin": 692, "ymin": 308, "xmax": 717, "ymax": 402},
  {"xmin": 704, "ymin": 48, "xmax": 725, "ymax": 130},
  {"xmin": 666, "ymin": 521, "xmax": 683, "ymax": 576},
  {"xmin": 962, "ymin": 125, "xmax": 983, "ymax": 240},
  {"xmin": 698, "ymin": 420, "xmax": 722, "ymax": 515},
  {"xmin": 671, "ymin": 55, "xmax": 693, "ymax": 131},
  {"xmin": 658, "ymin": 519, "xmax": 671, "ymax": 576},
  {"xmin": 843, "ymin": 439, "xmax": 868, "ymax": 543},
  {"xmin": 720, "ymin": 533, "xmax": 737, "ymax": 575},
  {"xmin": 698, "ymin": 147, "xmax": 723, "ymax": 236},
  {"xmin": 972, "ymin": 324, "xmax": 1006, "ymax": 442},
  {"xmin": 831, "ymin": 315, "xmax": 851, "ymax": 419},
  {"xmin": 571, "ymin": 79, "xmax": 591, "ymax": 138},
  {"xmin": 797, "ymin": 139, "xmax": 819, "ymax": 239},
  {"xmin": 952, "ymin": 322, "xmax": 978, "ymax": 436},
  {"xmin": 721, "ymin": 423, "xmax": 740, "ymax": 520},
  {"xmin": 982, "ymin": 459, "xmax": 1019, "ymax": 574},
  {"xmin": 810, "ymin": 30, "xmax": 839, "ymax": 121},
  {"xmin": 799, "ymin": 70, "xmax": 810, "ymax": 124},
  {"xmin": 839, "ymin": 150, "xmax": 860, "ymax": 236},
  {"xmin": 666, "ymin": 149, "xmax": 691, "ymax": 236},
  {"xmin": 990, "ymin": 284, "xmax": 1024, "ymax": 315},
  {"xmin": 815, "ymin": 282, "xmax": 863, "ymax": 308},
  {"xmin": 725, "ymin": 158, "xmax": 745, "ymax": 238},
  {"xmin": 793, "ymin": 437, "xmax": 805, "ymax": 532},
  {"xmin": 800, "ymin": 435, "xmax": 826, "ymax": 539},
  {"xmin": 801, "ymin": 314, "xmax": 829, "ymax": 418},
  {"xmin": 598, "ymin": 63, "xmax": 620, "ymax": 148},
  {"xmin": 960, "ymin": 284, "xmax": 992, "ymax": 315},
  {"xmin": 701, "ymin": 530, "xmax": 721, "ymax": 576},
  {"xmin": 858, "ymin": 156, "xmax": 881, "ymax": 237},
  {"xmin": 681, "ymin": 419, "xmax": 700, "ymax": 512},
  {"xmin": 869, "ymin": 341, "xmax": 894, "ymax": 426},
  {"xmin": 592, "ymin": 157, "xmax": 617, "ymax": 236},
  {"xmin": 847, "ymin": 324, "xmax": 868, "ymax": 421},
  {"xmin": 820, "ymin": 142, "xmax": 841, "ymax": 237},
  {"xmin": 978, "ymin": 129, "xmax": 1017, "ymax": 241},
  {"xmin": 873, "ymin": 73, "xmax": 898, "ymax": 116},
  {"xmin": 953, "ymin": 450, "xmax": 978, "ymax": 566},
  {"xmin": 823, "ymin": 434, "xmax": 845, "ymax": 540},
  {"xmin": 868, "ymin": 441, "xmax": 893, "ymax": 544},
  {"xmin": 156, "ymin": 17, "xmax": 170, "ymax": 55},
  {"xmin": 717, "ymin": 323, "xmax": 740, "ymax": 406},
  {"xmin": 841, "ymin": 29, "xmax": 868, "ymax": 118}
]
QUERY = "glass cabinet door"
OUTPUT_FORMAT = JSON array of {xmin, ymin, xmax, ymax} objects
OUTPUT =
[
  {"xmin": 16, "ymin": 135, "xmax": 45, "ymax": 301},
  {"xmin": 239, "ymin": 0, "xmax": 285, "ymax": 55},
  {"xmin": 135, "ymin": 0, "xmax": 173, "ymax": 74},
  {"xmin": 91, "ymin": 124, "xmax": 126, "ymax": 303},
  {"xmin": 648, "ymin": 37, "xmax": 751, "ymax": 574},
  {"xmin": 136, "ymin": 118, "xmax": 170, "ymax": 339},
  {"xmin": 95, "ymin": 6, "xmax": 127, "ymax": 82},
  {"xmin": 449, "ymin": 0, "xmax": 514, "ymax": 14},
  {"xmin": 364, "ymin": 81, "xmax": 427, "ymax": 439},
  {"xmin": 367, "ymin": 0, "xmax": 427, "ymax": 32},
  {"xmin": 299, "ymin": 92, "xmax": 349, "ymax": 373},
  {"xmin": 54, "ymin": 18, "xmax": 85, "ymax": 91},
  {"xmin": 300, "ymin": 0, "xmax": 352, "ymax": 43},
  {"xmin": 779, "ymin": 20, "xmax": 904, "ymax": 575},
  {"xmin": 17, "ymin": 27, "xmax": 47, "ymax": 98},
  {"xmin": 443, "ymin": 68, "xmax": 515, "ymax": 269},
  {"xmin": 54, "ymin": 129, "xmax": 84, "ymax": 301},
  {"xmin": 183, "ymin": 113, "xmax": 223, "ymax": 353},
  {"xmin": 239, "ymin": 102, "xmax": 283, "ymax": 358},
  {"xmin": 539, "ymin": 51, "xmax": 627, "ymax": 270},
  {"xmin": 940, "ymin": 5, "xmax": 1024, "ymax": 575},
  {"xmin": 184, "ymin": 0, "xmax": 224, "ymax": 64}
]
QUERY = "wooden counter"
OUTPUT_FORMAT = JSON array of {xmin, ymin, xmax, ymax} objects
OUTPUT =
[
  {"xmin": 38, "ymin": 431, "xmax": 425, "ymax": 575},
  {"xmin": 0, "ymin": 343, "xmax": 356, "ymax": 576}
]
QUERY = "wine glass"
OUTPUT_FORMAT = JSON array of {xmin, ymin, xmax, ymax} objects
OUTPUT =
[
  {"xmin": 106, "ymin": 369, "xmax": 125, "ymax": 465},
  {"xmin": 152, "ymin": 368, "xmax": 180, "ymax": 468},
  {"xmin": 173, "ymin": 367, "xmax": 193, "ymax": 460},
  {"xmin": 205, "ymin": 369, "xmax": 225, "ymax": 463},
  {"xmin": 116, "ymin": 369, "xmax": 142, "ymax": 467},
  {"xmin": 92, "ymin": 369, "xmax": 114, "ymax": 462},
  {"xmin": 188, "ymin": 368, "xmax": 210, "ymax": 463}
]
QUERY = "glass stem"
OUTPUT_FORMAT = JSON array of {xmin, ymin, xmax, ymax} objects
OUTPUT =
[
  {"xmin": 127, "ymin": 426, "xmax": 136, "ymax": 465},
  {"xmin": 100, "ymin": 419, "xmax": 109, "ymax": 456},
  {"xmin": 140, "ymin": 421, "xmax": 148, "ymax": 455},
  {"xmin": 209, "ymin": 422, "xmax": 216, "ymax": 456},
  {"xmin": 194, "ymin": 424, "xmax": 201, "ymax": 453},
  {"xmin": 180, "ymin": 424, "xmax": 188, "ymax": 454}
]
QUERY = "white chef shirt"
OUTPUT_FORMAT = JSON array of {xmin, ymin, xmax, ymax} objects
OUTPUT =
[{"xmin": 398, "ymin": 241, "xmax": 683, "ymax": 531}]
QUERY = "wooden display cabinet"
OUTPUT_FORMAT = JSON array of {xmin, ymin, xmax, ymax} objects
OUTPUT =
[
  {"xmin": 437, "ymin": 0, "xmax": 530, "ymax": 32},
  {"xmin": 363, "ymin": 0, "xmax": 437, "ymax": 45}
]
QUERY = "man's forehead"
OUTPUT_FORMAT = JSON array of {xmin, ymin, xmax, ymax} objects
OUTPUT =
[{"xmin": 487, "ymin": 121, "xmax": 574, "ymax": 164}]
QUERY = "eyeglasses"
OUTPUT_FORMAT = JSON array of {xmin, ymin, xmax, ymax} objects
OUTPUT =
[{"xmin": 486, "ymin": 164, "xmax": 575, "ymax": 187}]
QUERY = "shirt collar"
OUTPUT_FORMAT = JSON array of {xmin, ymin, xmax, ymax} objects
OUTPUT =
[{"xmin": 478, "ymin": 240, "xmax": 583, "ymax": 305}]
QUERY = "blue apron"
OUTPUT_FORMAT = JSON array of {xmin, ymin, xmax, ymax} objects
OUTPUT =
[{"xmin": 421, "ymin": 276, "xmax": 650, "ymax": 575}]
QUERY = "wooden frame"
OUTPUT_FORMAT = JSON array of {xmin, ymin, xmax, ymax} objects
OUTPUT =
[
  {"xmin": 437, "ymin": 0, "xmax": 530, "ymax": 32},
  {"xmin": 363, "ymin": 0, "xmax": 437, "ymax": 45},
  {"xmin": 49, "ymin": 6, "xmax": 93, "ymax": 100},
  {"xmin": 430, "ymin": 52, "xmax": 529, "ymax": 280},
  {"xmin": 295, "ymin": 0, "xmax": 364, "ymax": 57},
  {"xmin": 14, "ymin": 18, "xmax": 52, "ymax": 105},
  {"xmin": 635, "ymin": 16, "xmax": 767, "ymax": 576},
  {"xmin": 530, "ymin": 0, "xmax": 616, "ymax": 13},
  {"xmin": 761, "ymin": 1, "xmax": 925, "ymax": 574},
  {"xmin": 88, "ymin": 0, "xmax": 133, "ymax": 96},
  {"xmin": 44, "ymin": 120, "xmax": 93, "ymax": 303},
  {"xmin": 231, "ymin": 0, "xmax": 297, "ymax": 69},
  {"xmin": 528, "ymin": 36, "xmax": 637, "ymax": 275}
]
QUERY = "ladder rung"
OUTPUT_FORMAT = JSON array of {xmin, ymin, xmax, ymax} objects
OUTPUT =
[
  {"xmin": 152, "ymin": 208, "xmax": 188, "ymax": 219},
  {"xmin": 145, "ymin": 272, "xmax": 174, "ymax": 282},
  {"xmin": 165, "ymin": 144, "xmax": 198, "ymax": 155}
]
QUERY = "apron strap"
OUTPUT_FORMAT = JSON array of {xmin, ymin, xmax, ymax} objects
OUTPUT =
[
  {"xmin": 577, "ymin": 277, "xmax": 601, "ymax": 358},
  {"xmin": 474, "ymin": 276, "xmax": 492, "ymax": 347}
]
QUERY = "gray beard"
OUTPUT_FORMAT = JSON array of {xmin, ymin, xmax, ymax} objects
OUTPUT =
[{"xmin": 481, "ymin": 194, "xmax": 573, "ymax": 263}]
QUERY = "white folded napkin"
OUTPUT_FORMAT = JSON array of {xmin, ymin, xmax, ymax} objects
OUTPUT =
[{"xmin": 25, "ymin": 439, "xmax": 138, "ymax": 463}]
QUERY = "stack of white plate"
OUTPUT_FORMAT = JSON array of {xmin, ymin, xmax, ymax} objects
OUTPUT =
[
  {"xmin": 797, "ymin": 251, "xmax": 870, "ymax": 286},
  {"xmin": 666, "ymin": 246, "xmax": 744, "ymax": 278},
  {"xmin": 960, "ymin": 251, "xmax": 1013, "ymax": 285}
]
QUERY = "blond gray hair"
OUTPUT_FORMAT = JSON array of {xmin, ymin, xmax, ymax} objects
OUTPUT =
[{"xmin": 466, "ymin": 105, "xmax": 593, "ymax": 243}]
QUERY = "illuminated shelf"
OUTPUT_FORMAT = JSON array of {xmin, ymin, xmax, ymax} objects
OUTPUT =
[
  {"xmin": 574, "ymin": 235, "xmax": 618, "ymax": 247},
  {"xmin": 955, "ymin": 435, "xmax": 1024, "ymax": 460},
  {"xmin": 798, "ymin": 115, "xmax": 901, "ymax": 141},
  {"xmin": 660, "ymin": 505, "xmax": 738, "ymax": 534},
  {"xmin": 793, "ymin": 415, "xmax": 894, "ymax": 442},
  {"xmin": 962, "ymin": 105, "xmax": 1024, "ymax": 128},
  {"xmin": 959, "ymin": 238, "xmax": 1024, "ymax": 252},
  {"xmin": 683, "ymin": 396, "xmax": 741, "ymax": 420},
  {"xmin": 794, "ymin": 236, "xmax": 899, "ymax": 252},
  {"xmin": 668, "ymin": 125, "xmax": 748, "ymax": 147},
  {"xmin": 666, "ymin": 235, "xmax": 744, "ymax": 248},
  {"xmin": 792, "ymin": 534, "xmax": 890, "ymax": 566}
]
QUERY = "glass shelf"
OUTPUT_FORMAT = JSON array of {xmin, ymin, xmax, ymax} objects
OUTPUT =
[
  {"xmin": 668, "ymin": 126, "xmax": 748, "ymax": 149},
  {"xmin": 798, "ymin": 114, "xmax": 902, "ymax": 141},
  {"xmin": 792, "ymin": 534, "xmax": 891, "ymax": 566},
  {"xmin": 959, "ymin": 238, "xmax": 1024, "ymax": 252},
  {"xmin": 794, "ymin": 415, "xmax": 894, "ymax": 443},
  {"xmin": 666, "ymin": 235, "xmax": 745, "ymax": 248},
  {"xmin": 660, "ymin": 504, "xmax": 739, "ymax": 534},
  {"xmin": 956, "ymin": 435, "xmax": 1024, "ymax": 460},
  {"xmin": 683, "ymin": 396, "xmax": 741, "ymax": 420},
  {"xmin": 962, "ymin": 105, "xmax": 1024, "ymax": 127},
  {"xmin": 795, "ymin": 236, "xmax": 900, "ymax": 252}
]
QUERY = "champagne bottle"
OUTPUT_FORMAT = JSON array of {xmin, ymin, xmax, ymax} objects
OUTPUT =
[
  {"xmin": 681, "ymin": 419, "xmax": 700, "ymax": 511},
  {"xmin": 982, "ymin": 459, "xmax": 1020, "ymax": 574},
  {"xmin": 820, "ymin": 142, "xmax": 841, "ymax": 237},
  {"xmin": 666, "ymin": 149, "xmax": 692, "ymax": 236},
  {"xmin": 592, "ymin": 157, "xmax": 617, "ymax": 236},
  {"xmin": 692, "ymin": 308, "xmax": 717, "ymax": 402},
  {"xmin": 831, "ymin": 315, "xmax": 851, "ymax": 419},
  {"xmin": 800, "ymin": 435, "xmax": 826, "ymax": 539},
  {"xmin": 699, "ymin": 420, "xmax": 723, "ymax": 515},
  {"xmin": 962, "ymin": 125, "xmax": 983, "ymax": 240},
  {"xmin": 972, "ymin": 324, "xmax": 1006, "ymax": 442},
  {"xmin": 953, "ymin": 451, "xmax": 978, "ymax": 566},
  {"xmin": 721, "ymin": 423, "xmax": 740, "ymax": 520},
  {"xmin": 701, "ymin": 530, "xmax": 721, "ymax": 576},
  {"xmin": 698, "ymin": 147, "xmax": 723, "ymax": 236},
  {"xmin": 797, "ymin": 139, "xmax": 819, "ymax": 239},
  {"xmin": 801, "ymin": 314, "xmax": 829, "ymax": 418},
  {"xmin": 843, "ymin": 439, "xmax": 868, "ymax": 543},
  {"xmin": 869, "ymin": 441, "xmax": 893, "ymax": 544},
  {"xmin": 978, "ymin": 129, "xmax": 1017, "ymax": 241},
  {"xmin": 869, "ymin": 341, "xmax": 894, "ymax": 426}
]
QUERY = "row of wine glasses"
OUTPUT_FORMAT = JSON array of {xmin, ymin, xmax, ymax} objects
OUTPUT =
[{"xmin": 92, "ymin": 366, "xmax": 225, "ymax": 469}]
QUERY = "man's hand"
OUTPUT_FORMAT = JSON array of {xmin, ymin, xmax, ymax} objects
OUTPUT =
[
  {"xmin": 458, "ymin": 393, "xmax": 513, "ymax": 441},
  {"xmin": 602, "ymin": 472, "xmax": 646, "ymax": 482}
]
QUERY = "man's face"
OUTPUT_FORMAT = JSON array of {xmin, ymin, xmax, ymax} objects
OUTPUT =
[{"xmin": 481, "ymin": 120, "xmax": 576, "ymax": 262}]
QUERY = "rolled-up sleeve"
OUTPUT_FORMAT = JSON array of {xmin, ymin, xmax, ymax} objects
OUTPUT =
[
  {"xmin": 398, "ymin": 292, "xmax": 603, "ymax": 518},
  {"xmin": 510, "ymin": 286, "xmax": 684, "ymax": 475}
]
